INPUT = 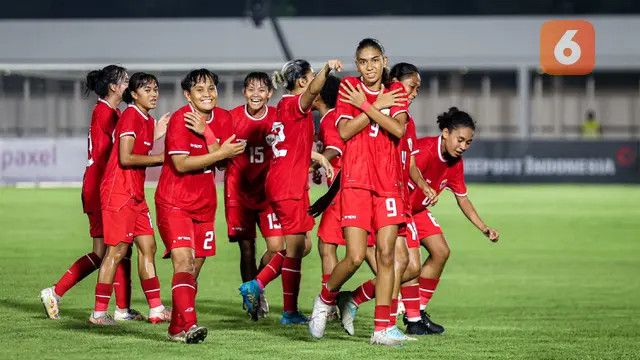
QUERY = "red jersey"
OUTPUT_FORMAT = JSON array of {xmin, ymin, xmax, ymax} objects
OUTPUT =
[
  {"xmin": 399, "ymin": 115, "xmax": 419, "ymax": 211},
  {"xmin": 100, "ymin": 104, "xmax": 155, "ymax": 210},
  {"xmin": 408, "ymin": 136, "xmax": 467, "ymax": 214},
  {"xmin": 265, "ymin": 93, "xmax": 314, "ymax": 201},
  {"xmin": 336, "ymin": 77, "xmax": 408, "ymax": 196},
  {"xmin": 82, "ymin": 99, "xmax": 120, "ymax": 213},
  {"xmin": 155, "ymin": 104, "xmax": 217, "ymax": 222},
  {"xmin": 209, "ymin": 107, "xmax": 233, "ymax": 141},
  {"xmin": 220, "ymin": 105, "xmax": 277, "ymax": 209},
  {"xmin": 318, "ymin": 108, "xmax": 343, "ymax": 187}
]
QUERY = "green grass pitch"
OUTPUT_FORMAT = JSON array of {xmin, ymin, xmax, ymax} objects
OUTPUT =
[{"xmin": 0, "ymin": 184, "xmax": 639, "ymax": 359}]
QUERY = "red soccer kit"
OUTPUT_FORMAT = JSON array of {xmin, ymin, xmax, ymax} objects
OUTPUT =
[
  {"xmin": 264, "ymin": 94, "xmax": 315, "ymax": 235},
  {"xmin": 216, "ymin": 104, "xmax": 283, "ymax": 240},
  {"xmin": 155, "ymin": 104, "xmax": 218, "ymax": 258},
  {"xmin": 336, "ymin": 77, "xmax": 408, "ymax": 233},
  {"xmin": 397, "ymin": 115, "xmax": 420, "ymax": 248},
  {"xmin": 100, "ymin": 104, "xmax": 155, "ymax": 246},
  {"xmin": 82, "ymin": 99, "xmax": 120, "ymax": 238},
  {"xmin": 408, "ymin": 135, "xmax": 468, "ymax": 240}
]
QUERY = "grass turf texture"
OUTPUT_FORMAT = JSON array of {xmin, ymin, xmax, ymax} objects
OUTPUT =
[{"xmin": 0, "ymin": 185, "xmax": 639, "ymax": 359}]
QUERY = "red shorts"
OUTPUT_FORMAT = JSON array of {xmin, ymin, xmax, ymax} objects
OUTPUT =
[
  {"xmin": 271, "ymin": 192, "xmax": 315, "ymax": 235},
  {"xmin": 398, "ymin": 215, "xmax": 420, "ymax": 249},
  {"xmin": 341, "ymin": 188, "xmax": 405, "ymax": 233},
  {"xmin": 86, "ymin": 212, "xmax": 103, "ymax": 238},
  {"xmin": 225, "ymin": 204, "xmax": 283, "ymax": 241},
  {"xmin": 413, "ymin": 209, "xmax": 443, "ymax": 240},
  {"xmin": 318, "ymin": 191, "xmax": 375, "ymax": 247},
  {"xmin": 157, "ymin": 205, "xmax": 215, "ymax": 259},
  {"xmin": 102, "ymin": 199, "xmax": 154, "ymax": 246}
]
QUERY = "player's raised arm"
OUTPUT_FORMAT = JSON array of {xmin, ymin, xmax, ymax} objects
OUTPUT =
[
  {"xmin": 299, "ymin": 60, "xmax": 343, "ymax": 113},
  {"xmin": 455, "ymin": 195, "xmax": 499, "ymax": 242}
]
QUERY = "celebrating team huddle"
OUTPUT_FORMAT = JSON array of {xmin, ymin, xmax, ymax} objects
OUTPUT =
[{"xmin": 39, "ymin": 38, "xmax": 499, "ymax": 347}]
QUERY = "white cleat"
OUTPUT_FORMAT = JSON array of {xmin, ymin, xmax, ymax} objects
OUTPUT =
[
  {"xmin": 308, "ymin": 295, "xmax": 331, "ymax": 339},
  {"xmin": 387, "ymin": 325, "xmax": 417, "ymax": 341},
  {"xmin": 89, "ymin": 312, "xmax": 116, "ymax": 326},
  {"xmin": 149, "ymin": 306, "xmax": 171, "ymax": 324},
  {"xmin": 40, "ymin": 287, "xmax": 60, "ymax": 319},
  {"xmin": 337, "ymin": 292, "xmax": 358, "ymax": 336},
  {"xmin": 370, "ymin": 329, "xmax": 404, "ymax": 346},
  {"xmin": 167, "ymin": 330, "xmax": 186, "ymax": 343},
  {"xmin": 114, "ymin": 307, "xmax": 145, "ymax": 321},
  {"xmin": 257, "ymin": 293, "xmax": 269, "ymax": 319}
]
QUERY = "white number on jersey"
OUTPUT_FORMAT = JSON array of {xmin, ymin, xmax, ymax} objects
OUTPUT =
[
  {"xmin": 385, "ymin": 198, "xmax": 398, "ymax": 217},
  {"xmin": 268, "ymin": 122, "xmax": 287, "ymax": 157},
  {"xmin": 267, "ymin": 213, "xmax": 282, "ymax": 230},
  {"xmin": 86, "ymin": 128, "xmax": 94, "ymax": 167},
  {"xmin": 250, "ymin": 146, "xmax": 264, "ymax": 163},
  {"xmin": 369, "ymin": 123, "xmax": 380, "ymax": 138},
  {"xmin": 203, "ymin": 231, "xmax": 214, "ymax": 250},
  {"xmin": 427, "ymin": 212, "xmax": 441, "ymax": 228}
]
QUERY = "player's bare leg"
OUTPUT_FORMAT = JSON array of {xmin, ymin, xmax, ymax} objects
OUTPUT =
[
  {"xmin": 318, "ymin": 240, "xmax": 339, "ymax": 320},
  {"xmin": 303, "ymin": 231, "xmax": 313, "ymax": 257},
  {"xmin": 371, "ymin": 225, "xmax": 400, "ymax": 344},
  {"xmin": 365, "ymin": 245, "xmax": 378, "ymax": 274},
  {"xmin": 134, "ymin": 235, "xmax": 170, "ymax": 323},
  {"xmin": 417, "ymin": 234, "xmax": 449, "ymax": 334},
  {"xmin": 237, "ymin": 238, "xmax": 257, "ymax": 282},
  {"xmin": 280, "ymin": 233, "xmax": 308, "ymax": 324},
  {"xmin": 382, "ymin": 237, "xmax": 416, "ymax": 341},
  {"xmin": 259, "ymin": 235, "xmax": 285, "ymax": 268},
  {"xmin": 194, "ymin": 258, "xmax": 206, "ymax": 279},
  {"xmin": 90, "ymin": 242, "xmax": 129, "ymax": 325},
  {"xmin": 169, "ymin": 247, "xmax": 207, "ymax": 343},
  {"xmin": 401, "ymin": 246, "xmax": 429, "ymax": 334}
]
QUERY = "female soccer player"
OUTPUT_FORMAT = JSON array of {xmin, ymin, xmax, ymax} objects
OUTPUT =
[
  {"xmin": 90, "ymin": 72, "xmax": 171, "ymax": 325},
  {"xmin": 156, "ymin": 69, "xmax": 245, "ymax": 343},
  {"xmin": 309, "ymin": 38, "xmax": 411, "ymax": 346},
  {"xmin": 40, "ymin": 65, "xmax": 141, "ymax": 321},
  {"xmin": 405, "ymin": 107, "xmax": 500, "ymax": 333},
  {"xmin": 240, "ymin": 59, "xmax": 340, "ymax": 325}
]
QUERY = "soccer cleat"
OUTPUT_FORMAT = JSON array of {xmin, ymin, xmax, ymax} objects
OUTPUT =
[
  {"xmin": 387, "ymin": 325, "xmax": 417, "ymax": 341},
  {"xmin": 420, "ymin": 310, "xmax": 445, "ymax": 334},
  {"xmin": 167, "ymin": 330, "xmax": 186, "ymax": 343},
  {"xmin": 403, "ymin": 310, "xmax": 445, "ymax": 334},
  {"xmin": 89, "ymin": 313, "xmax": 116, "ymax": 326},
  {"xmin": 405, "ymin": 319, "xmax": 431, "ymax": 335},
  {"xmin": 238, "ymin": 280, "xmax": 261, "ymax": 318},
  {"xmin": 308, "ymin": 295, "xmax": 331, "ymax": 338},
  {"xmin": 114, "ymin": 307, "xmax": 145, "ymax": 321},
  {"xmin": 148, "ymin": 306, "xmax": 171, "ymax": 324},
  {"xmin": 185, "ymin": 325, "xmax": 208, "ymax": 344},
  {"xmin": 327, "ymin": 305, "xmax": 339, "ymax": 321},
  {"xmin": 337, "ymin": 291, "xmax": 358, "ymax": 336},
  {"xmin": 257, "ymin": 293, "xmax": 269, "ymax": 319},
  {"xmin": 280, "ymin": 311, "xmax": 309, "ymax": 325},
  {"xmin": 40, "ymin": 287, "xmax": 60, "ymax": 319},
  {"xmin": 369, "ymin": 329, "xmax": 403, "ymax": 346}
]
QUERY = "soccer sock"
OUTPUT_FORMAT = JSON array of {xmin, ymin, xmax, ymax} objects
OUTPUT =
[
  {"xmin": 319, "ymin": 283, "xmax": 339, "ymax": 306},
  {"xmin": 401, "ymin": 284, "xmax": 421, "ymax": 322},
  {"xmin": 419, "ymin": 277, "xmax": 440, "ymax": 310},
  {"xmin": 281, "ymin": 257, "xmax": 302, "ymax": 313},
  {"xmin": 54, "ymin": 252, "xmax": 101, "ymax": 297},
  {"xmin": 256, "ymin": 250, "xmax": 285, "ymax": 289},
  {"xmin": 352, "ymin": 279, "xmax": 375, "ymax": 306},
  {"xmin": 141, "ymin": 276, "xmax": 163, "ymax": 309},
  {"xmin": 389, "ymin": 298, "xmax": 398, "ymax": 327},
  {"xmin": 113, "ymin": 248, "xmax": 132, "ymax": 310},
  {"xmin": 94, "ymin": 282, "xmax": 113, "ymax": 313},
  {"xmin": 374, "ymin": 305, "xmax": 391, "ymax": 332},
  {"xmin": 172, "ymin": 272, "xmax": 197, "ymax": 330}
]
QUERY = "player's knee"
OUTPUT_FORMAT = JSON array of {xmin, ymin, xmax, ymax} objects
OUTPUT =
[
  {"xmin": 266, "ymin": 237, "xmax": 285, "ymax": 253},
  {"xmin": 395, "ymin": 251, "xmax": 409, "ymax": 270},
  {"xmin": 173, "ymin": 257, "xmax": 195, "ymax": 274},
  {"xmin": 345, "ymin": 251, "xmax": 366, "ymax": 269},
  {"xmin": 432, "ymin": 244, "xmax": 450, "ymax": 264},
  {"xmin": 405, "ymin": 259, "xmax": 421, "ymax": 280}
]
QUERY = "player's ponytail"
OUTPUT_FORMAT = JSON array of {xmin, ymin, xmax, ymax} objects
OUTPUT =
[
  {"xmin": 437, "ymin": 107, "xmax": 476, "ymax": 131},
  {"xmin": 122, "ymin": 72, "xmax": 158, "ymax": 105},
  {"xmin": 272, "ymin": 59, "xmax": 312, "ymax": 91},
  {"xmin": 83, "ymin": 65, "xmax": 127, "ymax": 98}
]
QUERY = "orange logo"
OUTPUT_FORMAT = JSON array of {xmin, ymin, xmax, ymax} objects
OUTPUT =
[{"xmin": 540, "ymin": 20, "xmax": 595, "ymax": 75}]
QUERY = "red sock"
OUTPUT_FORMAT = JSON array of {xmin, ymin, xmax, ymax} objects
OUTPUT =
[
  {"xmin": 420, "ymin": 277, "xmax": 440, "ymax": 309},
  {"xmin": 94, "ymin": 282, "xmax": 113, "ymax": 312},
  {"xmin": 389, "ymin": 298, "xmax": 398, "ymax": 327},
  {"xmin": 352, "ymin": 279, "xmax": 375, "ymax": 306},
  {"xmin": 320, "ymin": 283, "xmax": 339, "ymax": 305},
  {"xmin": 113, "ymin": 248, "xmax": 132, "ymax": 309},
  {"xmin": 54, "ymin": 252, "xmax": 101, "ymax": 297},
  {"xmin": 321, "ymin": 273, "xmax": 331, "ymax": 290},
  {"xmin": 172, "ymin": 272, "xmax": 197, "ymax": 330},
  {"xmin": 401, "ymin": 284, "xmax": 421, "ymax": 322},
  {"xmin": 141, "ymin": 276, "xmax": 163, "ymax": 309},
  {"xmin": 256, "ymin": 250, "xmax": 285, "ymax": 289},
  {"xmin": 168, "ymin": 311, "xmax": 185, "ymax": 336},
  {"xmin": 281, "ymin": 257, "xmax": 302, "ymax": 313},
  {"xmin": 374, "ymin": 305, "xmax": 390, "ymax": 332}
]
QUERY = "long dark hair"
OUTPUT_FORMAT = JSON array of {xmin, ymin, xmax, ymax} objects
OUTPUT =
[
  {"xmin": 84, "ymin": 65, "xmax": 127, "ymax": 98},
  {"xmin": 356, "ymin": 38, "xmax": 390, "ymax": 84},
  {"xmin": 122, "ymin": 72, "xmax": 158, "ymax": 104},
  {"xmin": 437, "ymin": 107, "xmax": 476, "ymax": 131},
  {"xmin": 272, "ymin": 59, "xmax": 312, "ymax": 91}
]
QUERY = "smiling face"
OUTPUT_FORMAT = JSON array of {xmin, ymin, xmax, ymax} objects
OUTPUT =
[
  {"xmin": 184, "ymin": 75, "xmax": 217, "ymax": 114},
  {"xmin": 243, "ymin": 78, "xmax": 272, "ymax": 113},
  {"xmin": 442, "ymin": 126, "xmax": 475, "ymax": 158},
  {"xmin": 131, "ymin": 79, "xmax": 159, "ymax": 112},
  {"xmin": 355, "ymin": 46, "xmax": 388, "ymax": 88},
  {"xmin": 398, "ymin": 72, "xmax": 421, "ymax": 104}
]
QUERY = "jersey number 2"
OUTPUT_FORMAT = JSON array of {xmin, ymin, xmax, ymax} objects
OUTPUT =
[{"xmin": 203, "ymin": 231, "xmax": 214, "ymax": 250}]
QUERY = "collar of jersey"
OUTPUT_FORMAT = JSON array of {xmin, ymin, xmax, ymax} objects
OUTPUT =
[
  {"xmin": 128, "ymin": 104, "xmax": 149, "ymax": 120},
  {"xmin": 188, "ymin": 103, "xmax": 214, "ymax": 124},
  {"xmin": 244, "ymin": 104, "xmax": 269, "ymax": 121},
  {"xmin": 437, "ymin": 136, "xmax": 447, "ymax": 163},
  {"xmin": 98, "ymin": 98, "xmax": 116, "ymax": 110},
  {"xmin": 319, "ymin": 108, "xmax": 335, "ymax": 124},
  {"xmin": 358, "ymin": 77, "xmax": 381, "ymax": 95}
]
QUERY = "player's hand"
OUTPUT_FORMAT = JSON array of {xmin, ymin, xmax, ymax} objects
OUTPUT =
[
  {"xmin": 421, "ymin": 185, "xmax": 439, "ymax": 207},
  {"xmin": 482, "ymin": 227, "xmax": 500, "ymax": 242},
  {"xmin": 219, "ymin": 134, "xmax": 246, "ymax": 158},
  {"xmin": 338, "ymin": 81, "xmax": 368, "ymax": 110},
  {"xmin": 311, "ymin": 168, "xmax": 323, "ymax": 185},
  {"xmin": 326, "ymin": 59, "xmax": 343, "ymax": 72},
  {"xmin": 154, "ymin": 112, "xmax": 170, "ymax": 139},
  {"xmin": 316, "ymin": 154, "xmax": 334, "ymax": 182},
  {"xmin": 374, "ymin": 87, "xmax": 407, "ymax": 110},
  {"xmin": 184, "ymin": 112, "xmax": 206, "ymax": 135}
]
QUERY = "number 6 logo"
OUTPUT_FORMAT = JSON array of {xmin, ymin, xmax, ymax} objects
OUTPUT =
[{"xmin": 540, "ymin": 20, "xmax": 595, "ymax": 75}]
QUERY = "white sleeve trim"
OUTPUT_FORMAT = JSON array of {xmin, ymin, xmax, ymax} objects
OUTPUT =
[
  {"xmin": 325, "ymin": 146, "xmax": 343, "ymax": 155},
  {"xmin": 407, "ymin": 182, "xmax": 415, "ymax": 190},
  {"xmin": 411, "ymin": 149, "xmax": 420, "ymax": 156},
  {"xmin": 335, "ymin": 115, "xmax": 353, "ymax": 127},
  {"xmin": 168, "ymin": 150, "xmax": 190, "ymax": 155},
  {"xmin": 446, "ymin": 187, "xmax": 468, "ymax": 197},
  {"xmin": 119, "ymin": 131, "xmax": 136, "ymax": 138},
  {"xmin": 391, "ymin": 109, "xmax": 408, "ymax": 118},
  {"xmin": 298, "ymin": 95, "xmax": 310, "ymax": 115}
]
